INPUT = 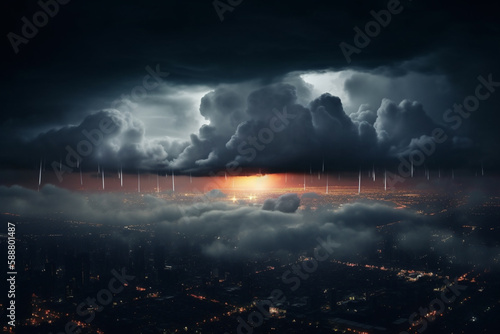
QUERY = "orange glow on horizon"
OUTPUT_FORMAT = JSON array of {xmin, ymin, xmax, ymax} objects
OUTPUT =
[
  {"xmin": 230, "ymin": 174, "xmax": 281, "ymax": 191},
  {"xmin": 22, "ymin": 169, "xmax": 453, "ymax": 194}
]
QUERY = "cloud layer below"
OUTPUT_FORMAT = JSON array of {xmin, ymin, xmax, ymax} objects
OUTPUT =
[{"xmin": 2, "ymin": 185, "xmax": 498, "ymax": 267}]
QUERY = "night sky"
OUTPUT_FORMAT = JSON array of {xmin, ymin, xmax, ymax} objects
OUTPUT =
[{"xmin": 2, "ymin": 0, "xmax": 500, "ymax": 177}]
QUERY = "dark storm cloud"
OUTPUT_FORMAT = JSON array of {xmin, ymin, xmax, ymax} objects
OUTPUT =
[
  {"xmin": 171, "ymin": 85, "xmax": 250, "ymax": 171},
  {"xmin": 0, "ymin": 77, "xmax": 479, "ymax": 173},
  {"xmin": 0, "ymin": 109, "xmax": 190, "ymax": 171},
  {"xmin": 174, "ymin": 80, "xmax": 464, "ymax": 173},
  {"xmin": 262, "ymin": 193, "xmax": 301, "ymax": 213},
  {"xmin": 2, "ymin": 0, "xmax": 500, "ymax": 172},
  {"xmin": 374, "ymin": 99, "xmax": 436, "ymax": 148}
]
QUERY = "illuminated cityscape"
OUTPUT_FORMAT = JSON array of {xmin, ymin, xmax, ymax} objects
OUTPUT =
[{"xmin": 2, "ymin": 172, "xmax": 500, "ymax": 333}]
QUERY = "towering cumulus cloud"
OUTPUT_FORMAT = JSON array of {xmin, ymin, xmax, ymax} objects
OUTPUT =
[{"xmin": 1, "ymin": 76, "xmax": 475, "ymax": 174}]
